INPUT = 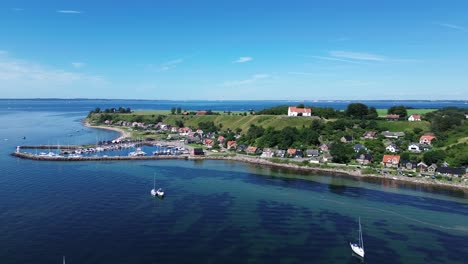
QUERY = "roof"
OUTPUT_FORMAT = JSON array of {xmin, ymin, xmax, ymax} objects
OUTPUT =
[
  {"xmin": 356, "ymin": 153, "xmax": 372, "ymax": 160},
  {"xmin": 227, "ymin": 140, "xmax": 237, "ymax": 146},
  {"xmin": 289, "ymin": 106, "xmax": 311, "ymax": 113},
  {"xmin": 287, "ymin": 148, "xmax": 297, "ymax": 154},
  {"xmin": 437, "ymin": 167, "xmax": 465, "ymax": 175},
  {"xmin": 246, "ymin": 146, "xmax": 258, "ymax": 152},
  {"xmin": 342, "ymin": 136, "xmax": 353, "ymax": 141},
  {"xmin": 420, "ymin": 135, "xmax": 436, "ymax": 141},
  {"xmin": 410, "ymin": 114, "xmax": 421, "ymax": 119},
  {"xmin": 382, "ymin": 154, "xmax": 400, "ymax": 163}
]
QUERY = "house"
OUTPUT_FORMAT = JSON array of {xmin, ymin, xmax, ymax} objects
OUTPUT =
[
  {"xmin": 275, "ymin": 149, "xmax": 286, "ymax": 158},
  {"xmin": 287, "ymin": 148, "xmax": 297, "ymax": 157},
  {"xmin": 246, "ymin": 146, "xmax": 261, "ymax": 155},
  {"xmin": 306, "ymin": 149, "xmax": 319, "ymax": 157},
  {"xmin": 356, "ymin": 153, "xmax": 373, "ymax": 164},
  {"xmin": 260, "ymin": 148, "xmax": 274, "ymax": 158},
  {"xmin": 295, "ymin": 150, "xmax": 304, "ymax": 158},
  {"xmin": 427, "ymin": 164, "xmax": 438, "ymax": 174},
  {"xmin": 196, "ymin": 129, "xmax": 204, "ymax": 135},
  {"xmin": 340, "ymin": 136, "xmax": 353, "ymax": 143},
  {"xmin": 320, "ymin": 143, "xmax": 329, "ymax": 152},
  {"xmin": 178, "ymin": 127, "xmax": 191, "ymax": 135},
  {"xmin": 227, "ymin": 141, "xmax": 237, "ymax": 150},
  {"xmin": 382, "ymin": 154, "xmax": 400, "ymax": 167},
  {"xmin": 167, "ymin": 134, "xmax": 180, "ymax": 140},
  {"xmin": 236, "ymin": 144, "xmax": 247, "ymax": 152},
  {"xmin": 382, "ymin": 131, "xmax": 405, "ymax": 139},
  {"xmin": 196, "ymin": 111, "xmax": 207, "ymax": 115},
  {"xmin": 322, "ymin": 153, "xmax": 333, "ymax": 162},
  {"xmin": 408, "ymin": 114, "xmax": 421, "ymax": 122},
  {"xmin": 386, "ymin": 114, "xmax": 400, "ymax": 121},
  {"xmin": 203, "ymin": 138, "xmax": 214, "ymax": 147},
  {"xmin": 363, "ymin": 131, "xmax": 377, "ymax": 139},
  {"xmin": 288, "ymin": 106, "xmax": 312, "ymax": 117},
  {"xmin": 217, "ymin": 136, "xmax": 226, "ymax": 143},
  {"xmin": 386, "ymin": 144, "xmax": 399, "ymax": 153},
  {"xmin": 436, "ymin": 167, "xmax": 465, "ymax": 177},
  {"xmin": 185, "ymin": 136, "xmax": 201, "ymax": 144},
  {"xmin": 192, "ymin": 148, "xmax": 205, "ymax": 156},
  {"xmin": 419, "ymin": 134, "xmax": 436, "ymax": 145},
  {"xmin": 408, "ymin": 143, "xmax": 422, "ymax": 153},
  {"xmin": 309, "ymin": 157, "xmax": 321, "ymax": 164},
  {"xmin": 417, "ymin": 162, "xmax": 428, "ymax": 172},
  {"xmin": 353, "ymin": 143, "xmax": 367, "ymax": 153},
  {"xmin": 402, "ymin": 161, "xmax": 418, "ymax": 171}
]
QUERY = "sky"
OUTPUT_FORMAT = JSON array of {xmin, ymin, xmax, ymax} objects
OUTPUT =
[{"xmin": 0, "ymin": 0, "xmax": 467, "ymax": 100}]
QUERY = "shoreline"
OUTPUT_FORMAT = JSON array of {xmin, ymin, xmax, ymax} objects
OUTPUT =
[
  {"xmin": 11, "ymin": 151, "xmax": 468, "ymax": 193},
  {"xmin": 83, "ymin": 121, "xmax": 130, "ymax": 141}
]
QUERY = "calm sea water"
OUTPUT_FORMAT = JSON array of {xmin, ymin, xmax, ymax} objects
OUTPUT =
[
  {"xmin": 1, "ymin": 104, "xmax": 468, "ymax": 263},
  {"xmin": 0, "ymin": 99, "xmax": 467, "ymax": 113}
]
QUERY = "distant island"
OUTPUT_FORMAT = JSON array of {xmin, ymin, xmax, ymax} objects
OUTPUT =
[{"xmin": 14, "ymin": 103, "xmax": 468, "ymax": 190}]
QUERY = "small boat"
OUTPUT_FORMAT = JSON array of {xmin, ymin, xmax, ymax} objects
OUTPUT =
[
  {"xmin": 150, "ymin": 174, "xmax": 164, "ymax": 197},
  {"xmin": 350, "ymin": 217, "xmax": 365, "ymax": 258}
]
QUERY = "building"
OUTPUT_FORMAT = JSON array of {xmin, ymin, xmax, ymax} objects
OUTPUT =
[
  {"xmin": 227, "ymin": 141, "xmax": 237, "ymax": 150},
  {"xmin": 386, "ymin": 144, "xmax": 399, "ymax": 153},
  {"xmin": 320, "ymin": 143, "xmax": 329, "ymax": 152},
  {"xmin": 436, "ymin": 167, "xmax": 465, "ymax": 177},
  {"xmin": 353, "ymin": 143, "xmax": 367, "ymax": 153},
  {"xmin": 363, "ymin": 131, "xmax": 377, "ymax": 139},
  {"xmin": 382, "ymin": 131, "xmax": 405, "ymax": 139},
  {"xmin": 275, "ymin": 149, "xmax": 286, "ymax": 158},
  {"xmin": 287, "ymin": 148, "xmax": 297, "ymax": 156},
  {"xmin": 217, "ymin": 136, "xmax": 226, "ymax": 143},
  {"xmin": 419, "ymin": 134, "xmax": 436, "ymax": 145},
  {"xmin": 382, "ymin": 155, "xmax": 400, "ymax": 167},
  {"xmin": 203, "ymin": 138, "xmax": 214, "ymax": 147},
  {"xmin": 408, "ymin": 114, "xmax": 421, "ymax": 122},
  {"xmin": 386, "ymin": 114, "xmax": 400, "ymax": 121},
  {"xmin": 340, "ymin": 136, "xmax": 353, "ymax": 143},
  {"xmin": 356, "ymin": 153, "xmax": 373, "ymax": 164},
  {"xmin": 246, "ymin": 146, "xmax": 261, "ymax": 155},
  {"xmin": 192, "ymin": 148, "xmax": 205, "ymax": 156},
  {"xmin": 408, "ymin": 143, "xmax": 422, "ymax": 153},
  {"xmin": 417, "ymin": 162, "xmax": 428, "ymax": 172},
  {"xmin": 260, "ymin": 148, "xmax": 274, "ymax": 158},
  {"xmin": 306, "ymin": 149, "xmax": 319, "ymax": 157},
  {"xmin": 288, "ymin": 106, "xmax": 312, "ymax": 117}
]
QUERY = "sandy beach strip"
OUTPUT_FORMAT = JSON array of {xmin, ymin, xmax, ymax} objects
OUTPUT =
[{"xmin": 83, "ymin": 121, "xmax": 131, "ymax": 141}]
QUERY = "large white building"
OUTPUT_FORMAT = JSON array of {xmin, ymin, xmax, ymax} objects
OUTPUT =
[{"xmin": 288, "ymin": 106, "xmax": 311, "ymax": 116}]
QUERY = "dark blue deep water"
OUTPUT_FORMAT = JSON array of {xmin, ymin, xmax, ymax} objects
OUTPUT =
[
  {"xmin": 0, "ymin": 99, "xmax": 467, "ymax": 113},
  {"xmin": 0, "ymin": 101, "xmax": 468, "ymax": 263}
]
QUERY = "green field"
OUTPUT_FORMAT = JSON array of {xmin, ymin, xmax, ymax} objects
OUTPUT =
[
  {"xmin": 376, "ymin": 108, "xmax": 436, "ymax": 117},
  {"xmin": 376, "ymin": 120, "xmax": 431, "ymax": 132}
]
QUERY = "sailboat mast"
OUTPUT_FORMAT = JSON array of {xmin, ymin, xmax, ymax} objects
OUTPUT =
[{"xmin": 153, "ymin": 174, "xmax": 155, "ymax": 189}]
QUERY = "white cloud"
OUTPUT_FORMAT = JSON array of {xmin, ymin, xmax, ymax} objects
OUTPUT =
[
  {"xmin": 234, "ymin": 57, "xmax": 253, "ymax": 63},
  {"xmin": 309, "ymin": 55, "xmax": 365, "ymax": 64},
  {"xmin": 0, "ymin": 51, "xmax": 107, "ymax": 97},
  {"xmin": 223, "ymin": 73, "xmax": 270, "ymax": 87},
  {"xmin": 57, "ymin": 10, "xmax": 81, "ymax": 14},
  {"xmin": 71, "ymin": 62, "xmax": 86, "ymax": 69},
  {"xmin": 330, "ymin": 50, "xmax": 386, "ymax": 61},
  {"xmin": 435, "ymin": 22, "xmax": 467, "ymax": 32},
  {"xmin": 149, "ymin": 58, "xmax": 184, "ymax": 72}
]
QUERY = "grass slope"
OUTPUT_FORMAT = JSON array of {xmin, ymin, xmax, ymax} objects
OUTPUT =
[{"xmin": 376, "ymin": 109, "xmax": 436, "ymax": 117}]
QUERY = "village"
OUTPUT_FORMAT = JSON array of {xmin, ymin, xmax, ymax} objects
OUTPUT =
[{"xmin": 85, "ymin": 105, "xmax": 468, "ymax": 182}]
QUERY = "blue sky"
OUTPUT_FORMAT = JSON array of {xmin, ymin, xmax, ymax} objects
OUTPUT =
[{"xmin": 1, "ymin": 0, "xmax": 467, "ymax": 100}]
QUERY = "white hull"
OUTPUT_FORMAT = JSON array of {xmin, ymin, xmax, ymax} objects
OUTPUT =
[
  {"xmin": 350, "ymin": 243, "xmax": 364, "ymax": 258},
  {"xmin": 151, "ymin": 189, "xmax": 157, "ymax": 196}
]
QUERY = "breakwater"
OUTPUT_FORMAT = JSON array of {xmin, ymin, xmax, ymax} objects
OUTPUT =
[{"xmin": 11, "ymin": 152, "xmax": 191, "ymax": 161}]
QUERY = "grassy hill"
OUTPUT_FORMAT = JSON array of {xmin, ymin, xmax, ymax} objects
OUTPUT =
[{"xmin": 376, "ymin": 108, "xmax": 436, "ymax": 117}]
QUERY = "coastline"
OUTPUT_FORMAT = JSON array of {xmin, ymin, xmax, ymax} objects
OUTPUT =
[
  {"xmin": 11, "ymin": 151, "xmax": 468, "ymax": 193},
  {"xmin": 83, "ymin": 121, "xmax": 130, "ymax": 141}
]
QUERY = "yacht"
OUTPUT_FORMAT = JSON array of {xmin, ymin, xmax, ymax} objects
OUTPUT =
[{"xmin": 350, "ymin": 217, "xmax": 365, "ymax": 258}]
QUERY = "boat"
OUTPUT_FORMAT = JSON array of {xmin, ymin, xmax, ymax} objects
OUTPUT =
[
  {"xmin": 350, "ymin": 217, "xmax": 365, "ymax": 258},
  {"xmin": 150, "ymin": 175, "xmax": 164, "ymax": 197},
  {"xmin": 129, "ymin": 147, "xmax": 146, "ymax": 157}
]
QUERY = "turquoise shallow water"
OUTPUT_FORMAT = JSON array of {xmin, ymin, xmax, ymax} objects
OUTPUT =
[{"xmin": 0, "ymin": 110, "xmax": 467, "ymax": 264}]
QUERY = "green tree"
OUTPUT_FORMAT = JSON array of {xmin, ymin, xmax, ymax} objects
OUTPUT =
[
  {"xmin": 296, "ymin": 103, "xmax": 305, "ymax": 108},
  {"xmin": 345, "ymin": 103, "xmax": 369, "ymax": 119},
  {"xmin": 423, "ymin": 150, "xmax": 446, "ymax": 165},
  {"xmin": 176, "ymin": 107, "xmax": 182, "ymax": 114},
  {"xmin": 170, "ymin": 107, "xmax": 176, "ymax": 115},
  {"xmin": 387, "ymin": 105, "xmax": 407, "ymax": 117},
  {"xmin": 329, "ymin": 142, "xmax": 355, "ymax": 164}
]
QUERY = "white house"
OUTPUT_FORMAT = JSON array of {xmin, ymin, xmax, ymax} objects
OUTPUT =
[
  {"xmin": 288, "ymin": 106, "xmax": 312, "ymax": 117},
  {"xmin": 386, "ymin": 144, "xmax": 399, "ymax": 153},
  {"xmin": 408, "ymin": 143, "xmax": 422, "ymax": 153},
  {"xmin": 408, "ymin": 114, "xmax": 422, "ymax": 122}
]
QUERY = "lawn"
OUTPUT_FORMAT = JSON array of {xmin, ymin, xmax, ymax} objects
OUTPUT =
[
  {"xmin": 376, "ymin": 120, "xmax": 431, "ymax": 132},
  {"xmin": 376, "ymin": 108, "xmax": 436, "ymax": 117}
]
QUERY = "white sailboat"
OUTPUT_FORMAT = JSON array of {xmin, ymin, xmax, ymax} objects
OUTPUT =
[
  {"xmin": 350, "ymin": 217, "xmax": 365, "ymax": 258},
  {"xmin": 63, "ymin": 256, "xmax": 66, "ymax": 264},
  {"xmin": 151, "ymin": 174, "xmax": 164, "ymax": 197}
]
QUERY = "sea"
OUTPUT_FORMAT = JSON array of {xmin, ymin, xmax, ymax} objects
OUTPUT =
[{"xmin": 0, "ymin": 99, "xmax": 467, "ymax": 264}]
